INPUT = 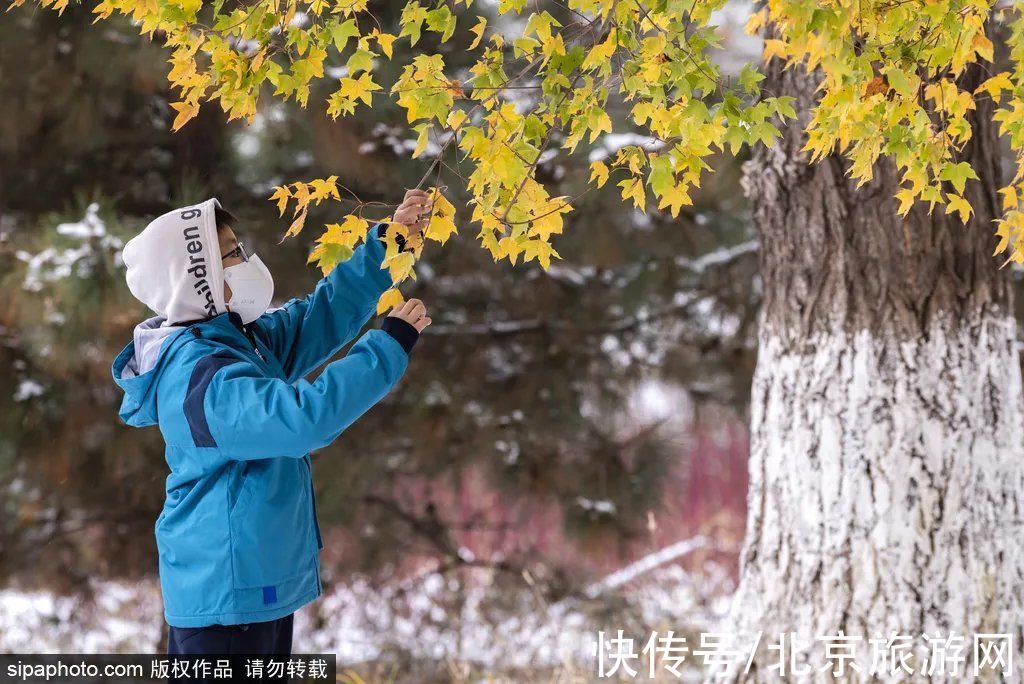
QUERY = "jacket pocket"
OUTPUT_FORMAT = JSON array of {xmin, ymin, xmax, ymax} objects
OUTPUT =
[{"xmin": 228, "ymin": 459, "xmax": 315, "ymax": 590}]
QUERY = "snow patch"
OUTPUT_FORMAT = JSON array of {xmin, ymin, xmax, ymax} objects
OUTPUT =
[
  {"xmin": 13, "ymin": 379, "xmax": 44, "ymax": 402},
  {"xmin": 0, "ymin": 541, "xmax": 731, "ymax": 673},
  {"xmin": 588, "ymin": 133, "xmax": 665, "ymax": 162},
  {"xmin": 16, "ymin": 204, "xmax": 123, "ymax": 291}
]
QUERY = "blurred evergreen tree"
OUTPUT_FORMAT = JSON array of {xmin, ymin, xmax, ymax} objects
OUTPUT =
[
  {"xmin": 0, "ymin": 2, "xmax": 758, "ymax": 607},
  {"xmin": 0, "ymin": 5, "xmax": 236, "ymax": 215}
]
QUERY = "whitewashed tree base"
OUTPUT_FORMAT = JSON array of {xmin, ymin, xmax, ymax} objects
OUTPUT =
[{"xmin": 727, "ymin": 317, "xmax": 1024, "ymax": 680}]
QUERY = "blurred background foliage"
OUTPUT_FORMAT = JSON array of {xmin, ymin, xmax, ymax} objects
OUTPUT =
[{"xmin": 0, "ymin": 0, "xmax": 758, "ymax": 673}]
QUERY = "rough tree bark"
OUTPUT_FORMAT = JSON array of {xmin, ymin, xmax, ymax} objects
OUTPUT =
[{"xmin": 727, "ymin": 53, "xmax": 1024, "ymax": 680}]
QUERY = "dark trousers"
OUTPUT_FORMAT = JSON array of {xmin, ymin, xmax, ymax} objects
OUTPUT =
[{"xmin": 167, "ymin": 613, "xmax": 294, "ymax": 656}]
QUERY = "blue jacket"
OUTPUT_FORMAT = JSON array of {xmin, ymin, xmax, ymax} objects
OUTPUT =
[{"xmin": 112, "ymin": 224, "xmax": 408, "ymax": 627}]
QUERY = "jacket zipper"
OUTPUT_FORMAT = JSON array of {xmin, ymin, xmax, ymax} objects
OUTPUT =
[
  {"xmin": 204, "ymin": 315, "xmax": 321, "ymax": 556},
  {"xmin": 243, "ymin": 327, "xmax": 266, "ymax": 362},
  {"xmin": 226, "ymin": 313, "xmax": 265, "ymax": 363}
]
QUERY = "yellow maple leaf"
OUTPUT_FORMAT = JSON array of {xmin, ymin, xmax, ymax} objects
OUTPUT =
[
  {"xmin": 338, "ymin": 73, "xmax": 380, "ymax": 106},
  {"xmin": 381, "ymin": 221, "xmax": 410, "ymax": 259},
  {"xmin": 657, "ymin": 184, "xmax": 691, "ymax": 217},
  {"xmin": 309, "ymin": 175, "xmax": 340, "ymax": 200},
  {"xmin": 423, "ymin": 187, "xmax": 458, "ymax": 244},
  {"xmin": 521, "ymin": 239, "xmax": 558, "ymax": 269},
  {"xmin": 446, "ymin": 108, "xmax": 467, "ymax": 131},
  {"xmin": 320, "ymin": 214, "xmax": 368, "ymax": 248},
  {"xmin": 999, "ymin": 185, "xmax": 1018, "ymax": 212},
  {"xmin": 994, "ymin": 220, "xmax": 1013, "ymax": 256},
  {"xmin": 973, "ymin": 32, "xmax": 994, "ymax": 64},
  {"xmin": 290, "ymin": 182, "xmax": 311, "ymax": 214},
  {"xmin": 285, "ymin": 207, "xmax": 309, "ymax": 239},
  {"xmin": 384, "ymin": 250, "xmax": 416, "ymax": 283},
  {"xmin": 588, "ymin": 110, "xmax": 613, "ymax": 143},
  {"xmin": 945, "ymin": 193, "xmax": 973, "ymax": 223},
  {"xmin": 170, "ymin": 101, "xmax": 199, "ymax": 132},
  {"xmin": 589, "ymin": 160, "xmax": 610, "ymax": 188},
  {"xmin": 269, "ymin": 185, "xmax": 291, "ymax": 216},
  {"xmin": 376, "ymin": 287, "xmax": 405, "ymax": 315},
  {"xmin": 895, "ymin": 188, "xmax": 917, "ymax": 217},
  {"xmin": 762, "ymin": 39, "xmax": 787, "ymax": 64},
  {"xmin": 412, "ymin": 123, "xmax": 430, "ymax": 158},
  {"xmin": 744, "ymin": 9, "xmax": 766, "ymax": 37},
  {"xmin": 976, "ymin": 73, "xmax": 1013, "ymax": 99},
  {"xmin": 581, "ymin": 28, "xmax": 617, "ymax": 73},
  {"xmin": 374, "ymin": 31, "xmax": 397, "ymax": 59},
  {"xmin": 618, "ymin": 177, "xmax": 646, "ymax": 210},
  {"xmin": 468, "ymin": 16, "xmax": 487, "ymax": 50}
]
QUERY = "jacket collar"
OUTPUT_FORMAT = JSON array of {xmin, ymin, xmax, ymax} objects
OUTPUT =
[{"xmin": 183, "ymin": 311, "xmax": 249, "ymax": 342}]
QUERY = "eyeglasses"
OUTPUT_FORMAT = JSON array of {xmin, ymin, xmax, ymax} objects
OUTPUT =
[{"xmin": 221, "ymin": 240, "xmax": 250, "ymax": 263}]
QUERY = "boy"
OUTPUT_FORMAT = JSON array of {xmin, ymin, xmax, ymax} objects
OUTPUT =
[{"xmin": 111, "ymin": 191, "xmax": 432, "ymax": 655}]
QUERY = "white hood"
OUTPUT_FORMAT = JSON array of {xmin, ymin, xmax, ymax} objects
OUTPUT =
[{"xmin": 123, "ymin": 198, "xmax": 228, "ymax": 327}]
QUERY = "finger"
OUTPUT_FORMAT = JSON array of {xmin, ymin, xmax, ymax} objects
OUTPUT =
[
  {"xmin": 401, "ymin": 298, "xmax": 423, "ymax": 314},
  {"xmin": 405, "ymin": 300, "xmax": 426, "ymax": 317},
  {"xmin": 414, "ymin": 316, "xmax": 432, "ymax": 332},
  {"xmin": 400, "ymin": 213, "xmax": 424, "ymax": 228},
  {"xmin": 405, "ymin": 202, "xmax": 430, "ymax": 215},
  {"xmin": 404, "ymin": 189, "xmax": 429, "ymax": 200}
]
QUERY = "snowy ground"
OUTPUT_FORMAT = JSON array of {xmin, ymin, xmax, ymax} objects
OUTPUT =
[{"xmin": 0, "ymin": 538, "xmax": 733, "ymax": 677}]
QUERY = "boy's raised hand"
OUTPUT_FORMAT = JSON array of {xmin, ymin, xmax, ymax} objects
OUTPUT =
[
  {"xmin": 388, "ymin": 298, "xmax": 432, "ymax": 333},
  {"xmin": 392, "ymin": 189, "xmax": 433, "ymax": 238}
]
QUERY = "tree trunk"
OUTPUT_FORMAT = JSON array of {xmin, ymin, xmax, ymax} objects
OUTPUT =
[{"xmin": 728, "ymin": 55, "xmax": 1024, "ymax": 680}]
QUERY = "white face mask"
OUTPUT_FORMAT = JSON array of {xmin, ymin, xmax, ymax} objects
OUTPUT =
[{"xmin": 223, "ymin": 254, "xmax": 274, "ymax": 324}]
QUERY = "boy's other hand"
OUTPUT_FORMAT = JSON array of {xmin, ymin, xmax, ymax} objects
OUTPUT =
[
  {"xmin": 388, "ymin": 298, "xmax": 432, "ymax": 333},
  {"xmin": 392, "ymin": 189, "xmax": 432, "ymax": 238}
]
